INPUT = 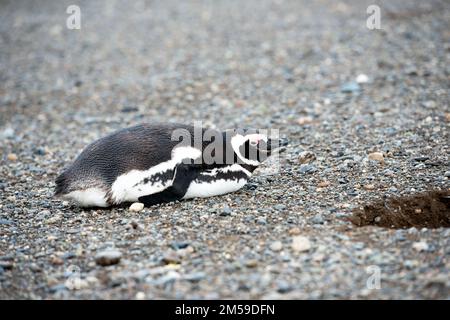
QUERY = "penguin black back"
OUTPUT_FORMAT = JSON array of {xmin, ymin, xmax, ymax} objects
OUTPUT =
[{"xmin": 56, "ymin": 123, "xmax": 195, "ymax": 194}]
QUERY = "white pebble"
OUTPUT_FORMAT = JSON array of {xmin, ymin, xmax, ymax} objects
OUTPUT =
[
  {"xmin": 135, "ymin": 292, "xmax": 146, "ymax": 300},
  {"xmin": 292, "ymin": 236, "xmax": 311, "ymax": 252},
  {"xmin": 270, "ymin": 241, "xmax": 283, "ymax": 252},
  {"xmin": 356, "ymin": 74, "xmax": 369, "ymax": 84},
  {"xmin": 129, "ymin": 202, "xmax": 144, "ymax": 212},
  {"xmin": 412, "ymin": 241, "xmax": 428, "ymax": 252}
]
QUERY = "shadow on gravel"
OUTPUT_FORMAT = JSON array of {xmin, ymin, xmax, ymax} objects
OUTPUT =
[{"xmin": 350, "ymin": 190, "xmax": 450, "ymax": 229}]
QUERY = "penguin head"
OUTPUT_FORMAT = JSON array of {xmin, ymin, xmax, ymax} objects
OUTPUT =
[{"xmin": 229, "ymin": 129, "xmax": 288, "ymax": 167}]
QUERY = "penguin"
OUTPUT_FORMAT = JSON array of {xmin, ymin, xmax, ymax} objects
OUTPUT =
[{"xmin": 55, "ymin": 123, "xmax": 288, "ymax": 207}]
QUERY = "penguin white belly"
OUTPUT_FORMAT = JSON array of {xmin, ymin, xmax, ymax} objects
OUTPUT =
[
  {"xmin": 110, "ymin": 167, "xmax": 174, "ymax": 204},
  {"xmin": 182, "ymin": 163, "xmax": 251, "ymax": 199},
  {"xmin": 109, "ymin": 146, "xmax": 202, "ymax": 204},
  {"xmin": 63, "ymin": 188, "xmax": 109, "ymax": 207},
  {"xmin": 182, "ymin": 178, "xmax": 248, "ymax": 199}
]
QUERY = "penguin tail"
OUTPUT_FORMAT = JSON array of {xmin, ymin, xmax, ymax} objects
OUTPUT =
[{"xmin": 54, "ymin": 171, "xmax": 70, "ymax": 196}]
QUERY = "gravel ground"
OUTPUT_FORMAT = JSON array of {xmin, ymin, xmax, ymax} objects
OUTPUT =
[{"xmin": 1, "ymin": 0, "xmax": 449, "ymax": 299}]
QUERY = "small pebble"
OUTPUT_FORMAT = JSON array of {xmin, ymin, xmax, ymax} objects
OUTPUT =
[
  {"xmin": 0, "ymin": 261, "xmax": 14, "ymax": 270},
  {"xmin": 95, "ymin": 249, "xmax": 122, "ymax": 266},
  {"xmin": 34, "ymin": 147, "xmax": 46, "ymax": 155},
  {"xmin": 356, "ymin": 74, "xmax": 369, "ymax": 84},
  {"xmin": 292, "ymin": 236, "xmax": 311, "ymax": 252},
  {"xmin": 36, "ymin": 210, "xmax": 51, "ymax": 220},
  {"xmin": 311, "ymin": 215, "xmax": 324, "ymax": 225},
  {"xmin": 412, "ymin": 241, "xmax": 429, "ymax": 252},
  {"xmin": 135, "ymin": 292, "xmax": 146, "ymax": 300},
  {"xmin": 7, "ymin": 153, "xmax": 18, "ymax": 161},
  {"xmin": 130, "ymin": 220, "xmax": 139, "ymax": 229},
  {"xmin": 276, "ymin": 281, "xmax": 292, "ymax": 293},
  {"xmin": 50, "ymin": 256, "xmax": 64, "ymax": 266},
  {"xmin": 341, "ymin": 82, "xmax": 360, "ymax": 93},
  {"xmin": 270, "ymin": 241, "xmax": 283, "ymax": 252},
  {"xmin": 274, "ymin": 204, "xmax": 286, "ymax": 211},
  {"xmin": 162, "ymin": 251, "xmax": 181, "ymax": 264},
  {"xmin": 297, "ymin": 116, "xmax": 313, "ymax": 125},
  {"xmin": 1, "ymin": 127, "xmax": 14, "ymax": 139},
  {"xmin": 288, "ymin": 227, "xmax": 301, "ymax": 235},
  {"xmin": 368, "ymin": 152, "xmax": 384, "ymax": 163},
  {"xmin": 318, "ymin": 181, "xmax": 330, "ymax": 188},
  {"xmin": 46, "ymin": 215, "xmax": 62, "ymax": 224},
  {"xmin": 298, "ymin": 151, "xmax": 316, "ymax": 164},
  {"xmin": 129, "ymin": 202, "xmax": 144, "ymax": 212},
  {"xmin": 256, "ymin": 217, "xmax": 267, "ymax": 225},
  {"xmin": 184, "ymin": 272, "xmax": 206, "ymax": 282},
  {"xmin": 171, "ymin": 241, "xmax": 190, "ymax": 250},
  {"xmin": 245, "ymin": 259, "xmax": 258, "ymax": 268},
  {"xmin": 395, "ymin": 230, "xmax": 406, "ymax": 241},
  {"xmin": 220, "ymin": 206, "xmax": 232, "ymax": 216},
  {"xmin": 299, "ymin": 164, "xmax": 316, "ymax": 174}
]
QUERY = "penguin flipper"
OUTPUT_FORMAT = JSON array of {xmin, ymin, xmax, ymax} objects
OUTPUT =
[
  {"xmin": 138, "ymin": 162, "xmax": 200, "ymax": 207},
  {"xmin": 138, "ymin": 187, "xmax": 181, "ymax": 206}
]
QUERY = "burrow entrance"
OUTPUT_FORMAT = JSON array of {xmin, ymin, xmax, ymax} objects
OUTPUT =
[{"xmin": 350, "ymin": 190, "xmax": 450, "ymax": 229}]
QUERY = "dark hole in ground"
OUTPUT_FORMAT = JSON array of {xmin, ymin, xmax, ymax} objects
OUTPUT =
[{"xmin": 350, "ymin": 190, "xmax": 450, "ymax": 229}]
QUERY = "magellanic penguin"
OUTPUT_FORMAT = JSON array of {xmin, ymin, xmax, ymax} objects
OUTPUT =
[{"xmin": 55, "ymin": 123, "xmax": 288, "ymax": 207}]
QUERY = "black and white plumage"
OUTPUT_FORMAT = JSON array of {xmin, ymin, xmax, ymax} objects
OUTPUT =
[{"xmin": 55, "ymin": 123, "xmax": 287, "ymax": 207}]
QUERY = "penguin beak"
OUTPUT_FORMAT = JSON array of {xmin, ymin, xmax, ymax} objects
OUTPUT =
[{"xmin": 266, "ymin": 137, "xmax": 289, "ymax": 152}]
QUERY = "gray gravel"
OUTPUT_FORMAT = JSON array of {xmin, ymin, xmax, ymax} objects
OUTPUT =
[{"xmin": 1, "ymin": 0, "xmax": 449, "ymax": 299}]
